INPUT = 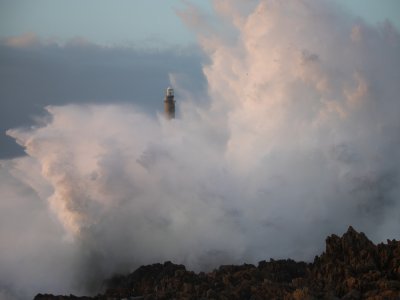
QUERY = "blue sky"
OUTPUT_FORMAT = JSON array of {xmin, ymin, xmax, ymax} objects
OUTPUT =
[
  {"xmin": 0, "ymin": 0, "xmax": 210, "ymax": 46},
  {"xmin": 0, "ymin": 0, "xmax": 399, "ymax": 47}
]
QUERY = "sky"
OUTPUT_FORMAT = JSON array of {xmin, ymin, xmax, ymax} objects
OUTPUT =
[
  {"xmin": 0, "ymin": 0, "xmax": 399, "ymax": 47},
  {"xmin": 1, "ymin": 1, "xmax": 400, "ymax": 299},
  {"xmin": 0, "ymin": 0, "xmax": 210, "ymax": 47}
]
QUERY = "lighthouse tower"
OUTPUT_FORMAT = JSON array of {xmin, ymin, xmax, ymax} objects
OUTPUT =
[{"xmin": 164, "ymin": 87, "xmax": 175, "ymax": 119}]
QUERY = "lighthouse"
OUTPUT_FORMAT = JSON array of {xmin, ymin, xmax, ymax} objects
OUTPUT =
[{"xmin": 164, "ymin": 87, "xmax": 175, "ymax": 119}]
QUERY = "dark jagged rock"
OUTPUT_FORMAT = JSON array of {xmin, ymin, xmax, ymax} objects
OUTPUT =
[
  {"xmin": 34, "ymin": 295, "xmax": 94, "ymax": 300},
  {"xmin": 308, "ymin": 226, "xmax": 400, "ymax": 299},
  {"xmin": 34, "ymin": 227, "xmax": 400, "ymax": 300}
]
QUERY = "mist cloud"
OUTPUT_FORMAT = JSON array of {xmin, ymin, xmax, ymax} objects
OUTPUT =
[{"xmin": 1, "ymin": 0, "xmax": 400, "ymax": 299}]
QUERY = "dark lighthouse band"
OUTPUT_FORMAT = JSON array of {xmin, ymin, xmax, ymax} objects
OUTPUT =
[{"xmin": 164, "ymin": 87, "xmax": 175, "ymax": 119}]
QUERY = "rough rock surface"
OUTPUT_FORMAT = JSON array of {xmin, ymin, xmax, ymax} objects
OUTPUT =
[{"xmin": 34, "ymin": 227, "xmax": 400, "ymax": 299}]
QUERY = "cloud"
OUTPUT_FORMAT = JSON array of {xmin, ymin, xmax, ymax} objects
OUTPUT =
[
  {"xmin": 2, "ymin": 32, "xmax": 41, "ymax": 48},
  {"xmin": 1, "ymin": 0, "xmax": 400, "ymax": 299}
]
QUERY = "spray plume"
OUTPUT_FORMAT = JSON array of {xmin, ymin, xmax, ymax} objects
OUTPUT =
[{"xmin": 1, "ymin": 0, "xmax": 400, "ymax": 298}]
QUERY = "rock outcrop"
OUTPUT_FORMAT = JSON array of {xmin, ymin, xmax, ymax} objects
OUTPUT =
[{"xmin": 34, "ymin": 227, "xmax": 400, "ymax": 299}]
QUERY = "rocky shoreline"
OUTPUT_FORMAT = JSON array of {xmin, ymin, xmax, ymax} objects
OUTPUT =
[{"xmin": 34, "ymin": 227, "xmax": 400, "ymax": 299}]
